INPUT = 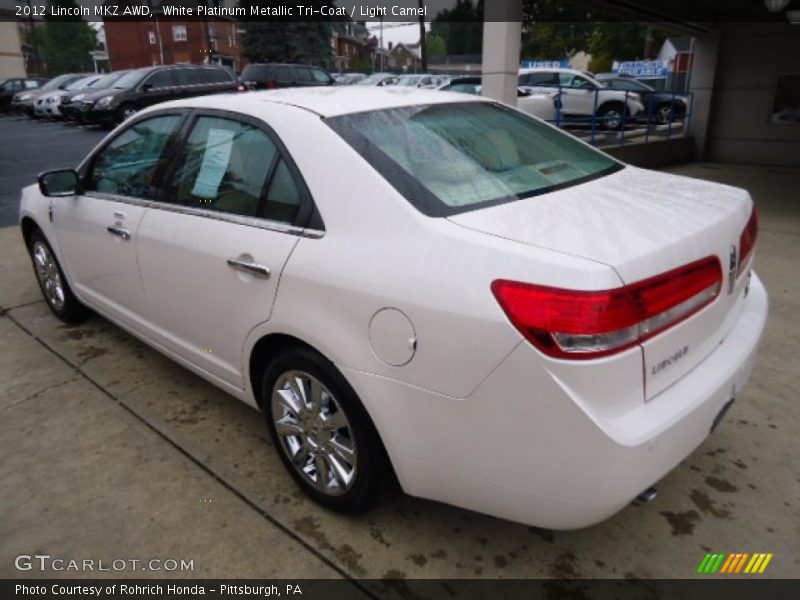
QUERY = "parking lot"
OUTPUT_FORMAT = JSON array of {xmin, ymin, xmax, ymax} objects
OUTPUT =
[{"xmin": 0, "ymin": 116, "xmax": 798, "ymax": 585}]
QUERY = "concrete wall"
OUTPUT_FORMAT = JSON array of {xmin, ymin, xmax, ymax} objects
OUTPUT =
[
  {"xmin": 704, "ymin": 22, "xmax": 800, "ymax": 168},
  {"xmin": 0, "ymin": 21, "xmax": 26, "ymax": 79}
]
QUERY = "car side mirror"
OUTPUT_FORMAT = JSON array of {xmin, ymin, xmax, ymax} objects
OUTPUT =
[
  {"xmin": 518, "ymin": 88, "xmax": 532, "ymax": 97},
  {"xmin": 38, "ymin": 169, "xmax": 80, "ymax": 197}
]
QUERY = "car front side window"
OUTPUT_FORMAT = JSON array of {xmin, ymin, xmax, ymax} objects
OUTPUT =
[{"xmin": 87, "ymin": 115, "xmax": 183, "ymax": 200}]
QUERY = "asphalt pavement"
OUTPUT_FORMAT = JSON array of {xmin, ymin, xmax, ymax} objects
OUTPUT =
[{"xmin": 0, "ymin": 114, "xmax": 107, "ymax": 227}]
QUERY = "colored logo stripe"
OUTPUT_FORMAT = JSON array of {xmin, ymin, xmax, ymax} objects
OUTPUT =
[{"xmin": 698, "ymin": 552, "xmax": 773, "ymax": 574}]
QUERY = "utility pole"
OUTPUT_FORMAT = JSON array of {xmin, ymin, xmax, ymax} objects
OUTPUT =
[
  {"xmin": 418, "ymin": 0, "xmax": 427, "ymax": 72},
  {"xmin": 379, "ymin": 15, "xmax": 384, "ymax": 72}
]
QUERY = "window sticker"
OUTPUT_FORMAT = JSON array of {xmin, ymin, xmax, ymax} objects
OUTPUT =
[{"xmin": 191, "ymin": 128, "xmax": 235, "ymax": 198}]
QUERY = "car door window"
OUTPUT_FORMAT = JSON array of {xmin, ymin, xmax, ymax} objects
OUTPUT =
[
  {"xmin": 146, "ymin": 70, "xmax": 175, "ymax": 89},
  {"xmin": 263, "ymin": 159, "xmax": 302, "ymax": 223},
  {"xmin": 170, "ymin": 116, "xmax": 278, "ymax": 218},
  {"xmin": 176, "ymin": 68, "xmax": 205, "ymax": 87},
  {"xmin": 311, "ymin": 68, "xmax": 330, "ymax": 84},
  {"xmin": 570, "ymin": 76, "xmax": 594, "ymax": 90},
  {"xmin": 294, "ymin": 68, "xmax": 312, "ymax": 83},
  {"xmin": 274, "ymin": 66, "xmax": 293, "ymax": 85},
  {"xmin": 521, "ymin": 72, "xmax": 558, "ymax": 86},
  {"xmin": 205, "ymin": 68, "xmax": 231, "ymax": 84},
  {"xmin": 87, "ymin": 115, "xmax": 183, "ymax": 200},
  {"xmin": 608, "ymin": 79, "xmax": 643, "ymax": 92},
  {"xmin": 24, "ymin": 80, "xmax": 40, "ymax": 89}
]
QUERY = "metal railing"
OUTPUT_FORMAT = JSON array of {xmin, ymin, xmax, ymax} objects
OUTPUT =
[{"xmin": 544, "ymin": 86, "xmax": 694, "ymax": 148}]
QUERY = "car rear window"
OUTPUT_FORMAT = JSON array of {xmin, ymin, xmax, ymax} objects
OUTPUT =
[{"xmin": 327, "ymin": 101, "xmax": 623, "ymax": 217}]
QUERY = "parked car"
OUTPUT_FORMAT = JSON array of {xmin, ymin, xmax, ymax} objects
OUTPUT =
[
  {"xmin": 11, "ymin": 73, "xmax": 86, "ymax": 117},
  {"xmin": 519, "ymin": 67, "xmax": 645, "ymax": 130},
  {"xmin": 356, "ymin": 73, "xmax": 401, "ymax": 87},
  {"xmin": 0, "ymin": 77, "xmax": 48, "ymax": 111},
  {"xmin": 334, "ymin": 73, "xmax": 367, "ymax": 85},
  {"xmin": 20, "ymin": 88, "xmax": 766, "ymax": 529},
  {"xmin": 439, "ymin": 76, "xmax": 557, "ymax": 121},
  {"xmin": 395, "ymin": 74, "xmax": 449, "ymax": 89},
  {"xmin": 595, "ymin": 74, "xmax": 688, "ymax": 125},
  {"xmin": 240, "ymin": 63, "xmax": 335, "ymax": 90},
  {"xmin": 61, "ymin": 70, "xmax": 130, "ymax": 122},
  {"xmin": 34, "ymin": 74, "xmax": 102, "ymax": 119},
  {"xmin": 79, "ymin": 64, "xmax": 239, "ymax": 125}
]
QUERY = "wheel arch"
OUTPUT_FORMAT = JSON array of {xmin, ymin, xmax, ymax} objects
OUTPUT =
[
  {"xmin": 20, "ymin": 215, "xmax": 40, "ymax": 248},
  {"xmin": 248, "ymin": 331, "xmax": 399, "ymax": 485}
]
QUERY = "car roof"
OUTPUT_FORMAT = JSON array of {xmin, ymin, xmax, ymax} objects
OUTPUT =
[
  {"xmin": 152, "ymin": 87, "xmax": 485, "ymax": 118},
  {"xmin": 518, "ymin": 67, "xmax": 585, "ymax": 75}
]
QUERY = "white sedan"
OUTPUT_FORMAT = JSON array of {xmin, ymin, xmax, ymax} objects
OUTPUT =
[{"xmin": 20, "ymin": 88, "xmax": 767, "ymax": 529}]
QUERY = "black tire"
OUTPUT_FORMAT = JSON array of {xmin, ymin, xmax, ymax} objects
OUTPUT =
[
  {"xmin": 116, "ymin": 103, "xmax": 137, "ymax": 123},
  {"xmin": 597, "ymin": 102, "xmax": 626, "ymax": 131},
  {"xmin": 655, "ymin": 103, "xmax": 674, "ymax": 125},
  {"xmin": 261, "ymin": 346, "xmax": 389, "ymax": 514},
  {"xmin": 27, "ymin": 229, "xmax": 90, "ymax": 323}
]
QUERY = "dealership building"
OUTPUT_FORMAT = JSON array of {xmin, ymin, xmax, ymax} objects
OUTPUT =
[{"xmin": 483, "ymin": 0, "xmax": 800, "ymax": 168}]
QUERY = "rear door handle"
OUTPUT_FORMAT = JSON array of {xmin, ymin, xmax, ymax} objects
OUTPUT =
[
  {"xmin": 107, "ymin": 226, "xmax": 131, "ymax": 240},
  {"xmin": 226, "ymin": 258, "xmax": 271, "ymax": 279}
]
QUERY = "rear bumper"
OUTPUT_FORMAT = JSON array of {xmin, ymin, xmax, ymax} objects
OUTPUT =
[{"xmin": 344, "ymin": 273, "xmax": 768, "ymax": 529}]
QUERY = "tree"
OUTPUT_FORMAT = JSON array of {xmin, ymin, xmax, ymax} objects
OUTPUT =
[
  {"xmin": 42, "ymin": 0, "xmax": 97, "ymax": 74},
  {"xmin": 588, "ymin": 22, "xmax": 666, "ymax": 71},
  {"xmin": 240, "ymin": 1, "xmax": 334, "ymax": 66},
  {"xmin": 425, "ymin": 32, "xmax": 447, "ymax": 58},
  {"xmin": 430, "ymin": 0, "xmax": 483, "ymax": 56},
  {"xmin": 520, "ymin": 0, "xmax": 594, "ymax": 61}
]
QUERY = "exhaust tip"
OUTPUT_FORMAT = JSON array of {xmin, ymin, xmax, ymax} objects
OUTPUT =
[{"xmin": 637, "ymin": 487, "xmax": 658, "ymax": 503}]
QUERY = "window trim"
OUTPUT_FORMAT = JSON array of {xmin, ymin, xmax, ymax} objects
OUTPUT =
[{"xmin": 156, "ymin": 108, "xmax": 323, "ymax": 232}]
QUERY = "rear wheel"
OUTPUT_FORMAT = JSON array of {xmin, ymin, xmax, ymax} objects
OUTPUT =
[
  {"xmin": 27, "ymin": 229, "xmax": 90, "ymax": 323},
  {"xmin": 598, "ymin": 103, "xmax": 625, "ymax": 130},
  {"xmin": 262, "ymin": 347, "xmax": 388, "ymax": 513},
  {"xmin": 655, "ymin": 103, "xmax": 673, "ymax": 125}
]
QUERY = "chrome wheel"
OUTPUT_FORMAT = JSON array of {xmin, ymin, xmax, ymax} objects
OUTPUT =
[
  {"xmin": 271, "ymin": 370, "xmax": 357, "ymax": 496},
  {"xmin": 603, "ymin": 109, "xmax": 622, "ymax": 130},
  {"xmin": 32, "ymin": 241, "xmax": 65, "ymax": 311}
]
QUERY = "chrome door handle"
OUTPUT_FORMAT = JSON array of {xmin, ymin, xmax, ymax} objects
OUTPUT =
[
  {"xmin": 226, "ymin": 258, "xmax": 271, "ymax": 279},
  {"xmin": 107, "ymin": 226, "xmax": 131, "ymax": 240}
]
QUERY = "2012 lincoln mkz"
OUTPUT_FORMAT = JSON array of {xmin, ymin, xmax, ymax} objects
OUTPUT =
[{"xmin": 19, "ymin": 88, "xmax": 767, "ymax": 529}]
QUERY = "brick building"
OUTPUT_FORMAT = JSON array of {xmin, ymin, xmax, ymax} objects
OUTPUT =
[{"xmin": 104, "ymin": 17, "xmax": 244, "ymax": 71}]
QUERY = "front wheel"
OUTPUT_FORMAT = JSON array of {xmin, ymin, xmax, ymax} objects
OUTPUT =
[
  {"xmin": 262, "ymin": 347, "xmax": 388, "ymax": 513},
  {"xmin": 116, "ymin": 103, "xmax": 137, "ymax": 123},
  {"xmin": 27, "ymin": 229, "xmax": 90, "ymax": 323}
]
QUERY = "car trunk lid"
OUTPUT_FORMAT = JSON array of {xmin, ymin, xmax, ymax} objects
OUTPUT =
[{"xmin": 449, "ymin": 166, "xmax": 755, "ymax": 399}]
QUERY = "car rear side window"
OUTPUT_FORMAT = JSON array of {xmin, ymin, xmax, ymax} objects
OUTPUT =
[
  {"xmin": 205, "ymin": 68, "xmax": 232, "ymax": 84},
  {"xmin": 87, "ymin": 115, "xmax": 183, "ymax": 200},
  {"xmin": 327, "ymin": 102, "xmax": 622, "ymax": 217},
  {"xmin": 177, "ymin": 68, "xmax": 206, "ymax": 86},
  {"xmin": 146, "ymin": 70, "xmax": 175, "ymax": 89}
]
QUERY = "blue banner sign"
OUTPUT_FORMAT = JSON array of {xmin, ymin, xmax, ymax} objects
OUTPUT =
[
  {"xmin": 521, "ymin": 59, "xmax": 569, "ymax": 69},
  {"xmin": 613, "ymin": 60, "xmax": 670, "ymax": 78}
]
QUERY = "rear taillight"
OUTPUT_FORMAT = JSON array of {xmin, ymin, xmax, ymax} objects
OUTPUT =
[
  {"xmin": 491, "ymin": 256, "xmax": 722, "ymax": 360},
  {"xmin": 265, "ymin": 80, "xmax": 278, "ymax": 89},
  {"xmin": 738, "ymin": 207, "xmax": 758, "ymax": 277}
]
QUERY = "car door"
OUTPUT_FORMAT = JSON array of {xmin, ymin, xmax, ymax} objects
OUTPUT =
[
  {"xmin": 135, "ymin": 111, "xmax": 311, "ymax": 387},
  {"xmin": 137, "ymin": 69, "xmax": 179, "ymax": 109},
  {"xmin": 53, "ymin": 112, "xmax": 186, "ymax": 327},
  {"xmin": 557, "ymin": 73, "xmax": 597, "ymax": 116}
]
